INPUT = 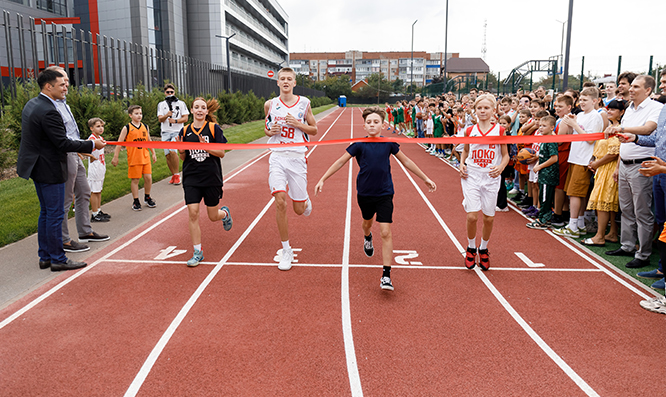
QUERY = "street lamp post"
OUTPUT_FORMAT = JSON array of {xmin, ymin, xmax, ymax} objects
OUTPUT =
[
  {"xmin": 556, "ymin": 19, "xmax": 566, "ymax": 92},
  {"xmin": 562, "ymin": 0, "xmax": 574, "ymax": 91},
  {"xmin": 215, "ymin": 33, "xmax": 236, "ymax": 93},
  {"xmin": 443, "ymin": 0, "xmax": 448, "ymax": 92},
  {"xmin": 411, "ymin": 19, "xmax": 417, "ymax": 97}
]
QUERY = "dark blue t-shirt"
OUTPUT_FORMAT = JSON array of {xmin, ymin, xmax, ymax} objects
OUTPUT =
[{"xmin": 346, "ymin": 140, "xmax": 400, "ymax": 196}]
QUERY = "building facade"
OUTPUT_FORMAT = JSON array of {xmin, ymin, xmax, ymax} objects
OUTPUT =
[{"xmin": 289, "ymin": 51, "xmax": 459, "ymax": 87}]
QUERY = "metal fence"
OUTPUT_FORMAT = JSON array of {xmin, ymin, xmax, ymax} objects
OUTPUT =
[{"xmin": 0, "ymin": 10, "xmax": 324, "ymax": 104}]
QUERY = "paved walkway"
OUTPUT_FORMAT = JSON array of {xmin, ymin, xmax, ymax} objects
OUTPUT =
[{"xmin": 0, "ymin": 107, "xmax": 338, "ymax": 309}]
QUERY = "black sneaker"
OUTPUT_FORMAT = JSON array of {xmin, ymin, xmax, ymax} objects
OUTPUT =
[
  {"xmin": 364, "ymin": 234, "xmax": 374, "ymax": 257},
  {"xmin": 98, "ymin": 210, "xmax": 111, "ymax": 219},
  {"xmin": 91, "ymin": 213, "xmax": 110, "ymax": 222},
  {"xmin": 551, "ymin": 214, "xmax": 565, "ymax": 228},
  {"xmin": 79, "ymin": 231, "xmax": 110, "ymax": 242},
  {"xmin": 380, "ymin": 276, "xmax": 394, "ymax": 291},
  {"xmin": 132, "ymin": 201, "xmax": 142, "ymax": 211},
  {"xmin": 63, "ymin": 240, "xmax": 90, "ymax": 253},
  {"xmin": 145, "ymin": 196, "xmax": 157, "ymax": 208}
]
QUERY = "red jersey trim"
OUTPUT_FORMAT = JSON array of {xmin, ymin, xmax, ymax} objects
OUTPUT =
[{"xmin": 279, "ymin": 95, "xmax": 301, "ymax": 108}]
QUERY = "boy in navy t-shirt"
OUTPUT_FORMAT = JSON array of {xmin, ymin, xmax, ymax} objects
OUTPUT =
[{"xmin": 315, "ymin": 107, "xmax": 436, "ymax": 291}]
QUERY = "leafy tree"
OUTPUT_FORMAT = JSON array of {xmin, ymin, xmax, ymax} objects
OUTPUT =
[
  {"xmin": 295, "ymin": 74, "xmax": 314, "ymax": 89},
  {"xmin": 314, "ymin": 75, "xmax": 352, "ymax": 99},
  {"xmin": 392, "ymin": 78, "xmax": 404, "ymax": 94}
]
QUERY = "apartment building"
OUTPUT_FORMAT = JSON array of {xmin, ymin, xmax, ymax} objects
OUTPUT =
[{"xmin": 289, "ymin": 51, "xmax": 459, "ymax": 87}]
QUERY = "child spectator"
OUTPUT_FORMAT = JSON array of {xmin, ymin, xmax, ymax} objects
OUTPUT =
[
  {"xmin": 433, "ymin": 107, "xmax": 445, "ymax": 158},
  {"xmin": 526, "ymin": 116, "xmax": 559, "ymax": 229},
  {"xmin": 553, "ymin": 87, "xmax": 603, "ymax": 238},
  {"xmin": 496, "ymin": 115, "xmax": 515, "ymax": 212},
  {"xmin": 551, "ymin": 94, "xmax": 575, "ymax": 227},
  {"xmin": 515, "ymin": 109, "xmax": 533, "ymax": 207},
  {"xmin": 315, "ymin": 107, "xmax": 436, "ymax": 291},
  {"xmin": 460, "ymin": 95, "xmax": 510, "ymax": 271},
  {"xmin": 111, "ymin": 105, "xmax": 157, "ymax": 211},
  {"xmin": 86, "ymin": 118, "xmax": 110, "ymax": 222},
  {"xmin": 425, "ymin": 105, "xmax": 435, "ymax": 154}
]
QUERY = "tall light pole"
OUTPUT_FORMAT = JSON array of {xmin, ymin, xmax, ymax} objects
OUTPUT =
[
  {"xmin": 556, "ymin": 19, "xmax": 566, "ymax": 92},
  {"xmin": 411, "ymin": 19, "xmax": 417, "ymax": 97},
  {"xmin": 215, "ymin": 33, "xmax": 236, "ymax": 93},
  {"xmin": 443, "ymin": 0, "xmax": 449, "ymax": 92},
  {"xmin": 562, "ymin": 0, "xmax": 574, "ymax": 91}
]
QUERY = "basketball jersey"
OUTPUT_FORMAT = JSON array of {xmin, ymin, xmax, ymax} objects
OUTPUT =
[
  {"xmin": 87, "ymin": 134, "xmax": 106, "ymax": 180},
  {"xmin": 465, "ymin": 124, "xmax": 504, "ymax": 172},
  {"xmin": 125, "ymin": 122, "xmax": 150, "ymax": 165},
  {"xmin": 266, "ymin": 96, "xmax": 311, "ymax": 154}
]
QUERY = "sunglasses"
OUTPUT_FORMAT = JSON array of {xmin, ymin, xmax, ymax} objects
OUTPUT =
[{"xmin": 165, "ymin": 90, "xmax": 174, "ymax": 94}]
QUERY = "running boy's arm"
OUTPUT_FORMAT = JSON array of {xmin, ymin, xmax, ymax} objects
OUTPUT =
[
  {"xmin": 263, "ymin": 100, "xmax": 281, "ymax": 137},
  {"xmin": 394, "ymin": 151, "xmax": 436, "ymax": 192},
  {"xmin": 146, "ymin": 124, "xmax": 157, "ymax": 163},
  {"xmin": 111, "ymin": 125, "xmax": 129, "ymax": 167},
  {"xmin": 488, "ymin": 145, "xmax": 510, "ymax": 178},
  {"xmin": 285, "ymin": 105, "xmax": 317, "ymax": 136},
  {"xmin": 459, "ymin": 144, "xmax": 470, "ymax": 179},
  {"xmin": 314, "ymin": 152, "xmax": 352, "ymax": 195}
]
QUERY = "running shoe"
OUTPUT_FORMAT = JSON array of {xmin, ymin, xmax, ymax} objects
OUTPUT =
[
  {"xmin": 522, "ymin": 205, "xmax": 537, "ymax": 215},
  {"xmin": 526, "ymin": 220, "xmax": 549, "ymax": 230},
  {"xmin": 145, "ymin": 196, "xmax": 157, "ymax": 208},
  {"xmin": 278, "ymin": 248, "xmax": 294, "ymax": 271},
  {"xmin": 465, "ymin": 247, "xmax": 477, "ymax": 269},
  {"xmin": 478, "ymin": 248, "xmax": 490, "ymax": 271},
  {"xmin": 380, "ymin": 276, "xmax": 394, "ymax": 291},
  {"xmin": 552, "ymin": 226, "xmax": 580, "ymax": 238},
  {"xmin": 495, "ymin": 206, "xmax": 509, "ymax": 212},
  {"xmin": 91, "ymin": 213, "xmax": 110, "ymax": 222},
  {"xmin": 98, "ymin": 210, "xmax": 111, "ymax": 219},
  {"xmin": 132, "ymin": 201, "xmax": 142, "ymax": 211},
  {"xmin": 168, "ymin": 175, "xmax": 175, "ymax": 184},
  {"xmin": 525, "ymin": 208, "xmax": 539, "ymax": 218},
  {"xmin": 577, "ymin": 225, "xmax": 587, "ymax": 234},
  {"xmin": 221, "ymin": 206, "xmax": 233, "ymax": 231},
  {"xmin": 364, "ymin": 233, "xmax": 374, "ymax": 257},
  {"xmin": 508, "ymin": 187, "xmax": 519, "ymax": 195},
  {"xmin": 303, "ymin": 198, "xmax": 312, "ymax": 217},
  {"xmin": 187, "ymin": 249, "xmax": 204, "ymax": 267},
  {"xmin": 639, "ymin": 296, "xmax": 666, "ymax": 315},
  {"xmin": 173, "ymin": 174, "xmax": 181, "ymax": 185}
]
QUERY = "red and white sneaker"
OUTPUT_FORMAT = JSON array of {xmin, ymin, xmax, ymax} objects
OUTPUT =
[
  {"xmin": 172, "ymin": 174, "xmax": 181, "ymax": 185},
  {"xmin": 167, "ymin": 175, "xmax": 175, "ymax": 184},
  {"xmin": 478, "ymin": 248, "xmax": 490, "ymax": 271},
  {"xmin": 465, "ymin": 247, "xmax": 477, "ymax": 269}
]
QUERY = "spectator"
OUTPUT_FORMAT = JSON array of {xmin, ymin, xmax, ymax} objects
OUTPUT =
[
  {"xmin": 157, "ymin": 84, "xmax": 189, "ymax": 185},
  {"xmin": 604, "ymin": 81, "xmax": 617, "ymax": 106},
  {"xmin": 616, "ymin": 71, "xmax": 637, "ymax": 102}
]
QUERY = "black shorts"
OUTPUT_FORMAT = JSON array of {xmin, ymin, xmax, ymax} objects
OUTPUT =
[
  {"xmin": 357, "ymin": 194, "xmax": 394, "ymax": 223},
  {"xmin": 184, "ymin": 185, "xmax": 223, "ymax": 207}
]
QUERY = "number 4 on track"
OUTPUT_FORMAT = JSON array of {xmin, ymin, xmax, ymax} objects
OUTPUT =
[{"xmin": 155, "ymin": 246, "xmax": 188, "ymax": 260}]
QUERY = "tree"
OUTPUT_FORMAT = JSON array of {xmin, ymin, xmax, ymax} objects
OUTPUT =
[
  {"xmin": 392, "ymin": 78, "xmax": 404, "ymax": 94},
  {"xmin": 355, "ymin": 73, "xmax": 393, "ymax": 102},
  {"xmin": 295, "ymin": 74, "xmax": 314, "ymax": 89},
  {"xmin": 313, "ymin": 75, "xmax": 352, "ymax": 99}
]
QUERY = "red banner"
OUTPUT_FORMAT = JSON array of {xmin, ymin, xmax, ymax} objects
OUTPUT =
[{"xmin": 106, "ymin": 133, "xmax": 608, "ymax": 151}]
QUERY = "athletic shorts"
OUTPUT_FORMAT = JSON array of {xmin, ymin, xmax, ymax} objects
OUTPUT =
[
  {"xmin": 455, "ymin": 143, "xmax": 464, "ymax": 153},
  {"xmin": 528, "ymin": 163, "xmax": 538, "ymax": 183},
  {"xmin": 184, "ymin": 185, "xmax": 223, "ymax": 207},
  {"xmin": 269, "ymin": 152, "xmax": 308, "ymax": 202},
  {"xmin": 461, "ymin": 168, "xmax": 501, "ymax": 217},
  {"xmin": 88, "ymin": 179, "xmax": 104, "ymax": 193},
  {"xmin": 564, "ymin": 163, "xmax": 592, "ymax": 197},
  {"xmin": 161, "ymin": 131, "xmax": 179, "ymax": 155},
  {"xmin": 128, "ymin": 163, "xmax": 151, "ymax": 179},
  {"xmin": 357, "ymin": 194, "xmax": 394, "ymax": 223}
]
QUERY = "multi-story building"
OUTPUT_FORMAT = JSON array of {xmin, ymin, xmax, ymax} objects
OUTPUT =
[
  {"xmin": 289, "ymin": 51, "xmax": 460, "ymax": 87},
  {"xmin": 1, "ymin": 0, "xmax": 289, "ymax": 79}
]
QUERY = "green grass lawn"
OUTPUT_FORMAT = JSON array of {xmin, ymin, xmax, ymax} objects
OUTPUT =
[{"xmin": 0, "ymin": 104, "xmax": 335, "ymax": 248}]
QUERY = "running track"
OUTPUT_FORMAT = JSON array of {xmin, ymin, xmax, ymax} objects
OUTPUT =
[{"xmin": 1, "ymin": 107, "xmax": 664, "ymax": 396}]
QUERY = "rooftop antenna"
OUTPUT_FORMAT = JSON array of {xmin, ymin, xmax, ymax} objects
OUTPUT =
[{"xmin": 481, "ymin": 19, "xmax": 487, "ymax": 60}]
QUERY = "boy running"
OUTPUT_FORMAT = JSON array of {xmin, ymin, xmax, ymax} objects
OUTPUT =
[
  {"xmin": 315, "ymin": 107, "xmax": 436, "ymax": 290},
  {"xmin": 264, "ymin": 67, "xmax": 318, "ymax": 271}
]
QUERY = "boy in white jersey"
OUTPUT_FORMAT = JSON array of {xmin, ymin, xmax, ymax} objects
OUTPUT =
[
  {"xmin": 86, "ymin": 118, "xmax": 110, "ymax": 222},
  {"xmin": 264, "ymin": 67, "xmax": 318, "ymax": 271},
  {"xmin": 460, "ymin": 94, "xmax": 510, "ymax": 271}
]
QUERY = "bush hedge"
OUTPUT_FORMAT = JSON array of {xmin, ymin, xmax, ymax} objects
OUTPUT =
[{"xmin": 0, "ymin": 83, "xmax": 333, "ymax": 174}]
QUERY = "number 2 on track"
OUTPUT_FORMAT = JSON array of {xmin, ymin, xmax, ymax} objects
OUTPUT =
[{"xmin": 393, "ymin": 250, "xmax": 422, "ymax": 265}]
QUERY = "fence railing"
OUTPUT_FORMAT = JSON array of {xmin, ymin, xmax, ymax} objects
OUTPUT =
[{"xmin": 0, "ymin": 9, "xmax": 324, "ymax": 106}]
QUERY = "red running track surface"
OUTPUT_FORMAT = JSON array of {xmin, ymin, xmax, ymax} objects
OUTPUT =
[{"xmin": 0, "ymin": 107, "xmax": 664, "ymax": 396}]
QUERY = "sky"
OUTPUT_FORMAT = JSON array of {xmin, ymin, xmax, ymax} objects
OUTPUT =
[{"xmin": 279, "ymin": 0, "xmax": 665, "ymax": 80}]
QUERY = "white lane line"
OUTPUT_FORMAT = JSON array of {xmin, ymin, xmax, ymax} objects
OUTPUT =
[
  {"xmin": 124, "ymin": 198, "xmax": 275, "ymax": 397},
  {"xmin": 307, "ymin": 107, "xmax": 346, "ymax": 158},
  {"xmin": 0, "ymin": 206, "xmax": 187, "ymax": 330},
  {"xmin": 341, "ymin": 108, "xmax": 363, "ymax": 397},
  {"xmin": 396, "ymin": 159, "xmax": 600, "ymax": 397},
  {"xmin": 515, "ymin": 252, "xmax": 545, "ymax": 267},
  {"xmin": 100, "ymin": 258, "xmax": 603, "ymax": 272}
]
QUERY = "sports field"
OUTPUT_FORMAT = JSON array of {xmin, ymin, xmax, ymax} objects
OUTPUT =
[{"xmin": 1, "ymin": 106, "xmax": 663, "ymax": 396}]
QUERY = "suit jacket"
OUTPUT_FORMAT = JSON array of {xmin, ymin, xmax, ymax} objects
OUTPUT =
[{"xmin": 17, "ymin": 94, "xmax": 94, "ymax": 184}]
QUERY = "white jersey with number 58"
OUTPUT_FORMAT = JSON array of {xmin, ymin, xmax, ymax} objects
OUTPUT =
[{"xmin": 266, "ymin": 96, "xmax": 311, "ymax": 154}]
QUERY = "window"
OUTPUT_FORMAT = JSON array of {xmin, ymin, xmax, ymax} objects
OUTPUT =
[{"xmin": 36, "ymin": 0, "xmax": 67, "ymax": 16}]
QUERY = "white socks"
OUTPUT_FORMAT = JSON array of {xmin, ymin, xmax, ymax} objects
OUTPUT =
[
  {"xmin": 467, "ymin": 238, "xmax": 476, "ymax": 249},
  {"xmin": 282, "ymin": 240, "xmax": 290, "ymax": 251},
  {"xmin": 194, "ymin": 244, "xmax": 202, "ymax": 252},
  {"xmin": 568, "ymin": 218, "xmax": 578, "ymax": 232},
  {"xmin": 480, "ymin": 239, "xmax": 489, "ymax": 250}
]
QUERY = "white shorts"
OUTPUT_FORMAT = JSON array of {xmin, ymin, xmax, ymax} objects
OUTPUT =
[
  {"xmin": 461, "ymin": 168, "xmax": 501, "ymax": 216},
  {"xmin": 268, "ymin": 152, "xmax": 308, "ymax": 202},
  {"xmin": 455, "ymin": 144, "xmax": 464, "ymax": 153},
  {"xmin": 161, "ymin": 131, "xmax": 179, "ymax": 155},
  {"xmin": 88, "ymin": 179, "xmax": 104, "ymax": 193},
  {"xmin": 528, "ymin": 163, "xmax": 539, "ymax": 183},
  {"xmin": 87, "ymin": 162, "xmax": 105, "ymax": 193}
]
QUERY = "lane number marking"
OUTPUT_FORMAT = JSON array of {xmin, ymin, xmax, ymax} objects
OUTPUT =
[
  {"xmin": 515, "ymin": 252, "xmax": 545, "ymax": 268},
  {"xmin": 394, "ymin": 250, "xmax": 422, "ymax": 265},
  {"xmin": 155, "ymin": 246, "xmax": 188, "ymax": 260}
]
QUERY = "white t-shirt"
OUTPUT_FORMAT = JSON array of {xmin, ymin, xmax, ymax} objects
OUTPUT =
[
  {"xmin": 465, "ymin": 124, "xmax": 504, "ymax": 173},
  {"xmin": 619, "ymin": 99, "xmax": 663, "ymax": 160},
  {"xmin": 425, "ymin": 118, "xmax": 434, "ymax": 135},
  {"xmin": 266, "ymin": 96, "xmax": 311, "ymax": 154},
  {"xmin": 157, "ymin": 98, "xmax": 189, "ymax": 134},
  {"xmin": 568, "ymin": 110, "xmax": 602, "ymax": 166}
]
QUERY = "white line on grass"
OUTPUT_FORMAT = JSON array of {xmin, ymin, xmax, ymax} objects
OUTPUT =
[
  {"xmin": 396, "ymin": 159, "xmax": 600, "ymax": 397},
  {"xmin": 124, "ymin": 198, "xmax": 275, "ymax": 397},
  {"xmin": 341, "ymin": 107, "xmax": 363, "ymax": 397}
]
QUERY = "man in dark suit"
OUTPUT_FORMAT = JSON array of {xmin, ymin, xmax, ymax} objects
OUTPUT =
[{"xmin": 17, "ymin": 69, "xmax": 106, "ymax": 271}]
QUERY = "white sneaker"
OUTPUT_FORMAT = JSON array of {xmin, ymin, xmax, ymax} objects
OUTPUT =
[
  {"xmin": 303, "ymin": 198, "xmax": 312, "ymax": 217},
  {"xmin": 495, "ymin": 206, "xmax": 510, "ymax": 212},
  {"xmin": 278, "ymin": 248, "xmax": 294, "ymax": 271},
  {"xmin": 552, "ymin": 226, "xmax": 580, "ymax": 238},
  {"xmin": 639, "ymin": 296, "xmax": 666, "ymax": 314},
  {"xmin": 508, "ymin": 188, "xmax": 519, "ymax": 195}
]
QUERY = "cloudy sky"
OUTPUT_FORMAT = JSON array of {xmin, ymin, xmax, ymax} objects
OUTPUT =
[{"xmin": 280, "ymin": 0, "xmax": 665, "ymax": 79}]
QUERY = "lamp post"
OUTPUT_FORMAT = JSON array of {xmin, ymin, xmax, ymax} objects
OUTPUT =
[
  {"xmin": 443, "ymin": 0, "xmax": 448, "ymax": 92},
  {"xmin": 215, "ymin": 33, "xmax": 236, "ymax": 93},
  {"xmin": 562, "ymin": 0, "xmax": 574, "ymax": 91},
  {"xmin": 411, "ymin": 19, "xmax": 417, "ymax": 97},
  {"xmin": 556, "ymin": 19, "xmax": 566, "ymax": 91}
]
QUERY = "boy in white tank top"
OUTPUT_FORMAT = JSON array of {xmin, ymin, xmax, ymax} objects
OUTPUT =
[{"xmin": 264, "ymin": 67, "xmax": 318, "ymax": 271}]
